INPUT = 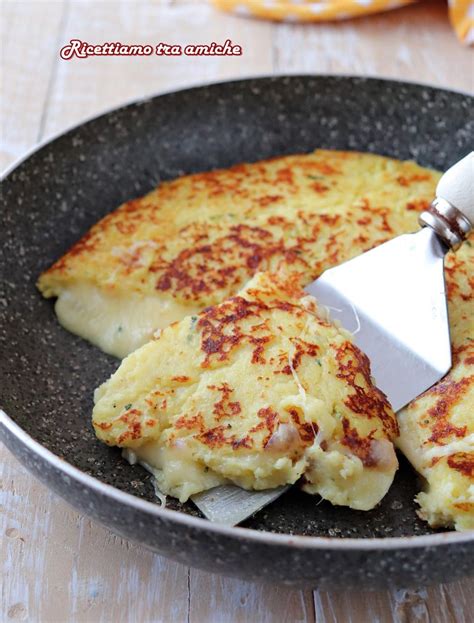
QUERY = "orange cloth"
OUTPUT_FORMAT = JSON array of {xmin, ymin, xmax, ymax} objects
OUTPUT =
[{"xmin": 212, "ymin": 0, "xmax": 474, "ymax": 45}]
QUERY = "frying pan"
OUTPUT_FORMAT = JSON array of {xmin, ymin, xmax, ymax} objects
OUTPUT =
[{"xmin": 1, "ymin": 76, "xmax": 473, "ymax": 589}]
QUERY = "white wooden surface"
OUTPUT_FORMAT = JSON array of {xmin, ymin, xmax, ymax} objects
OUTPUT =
[{"xmin": 1, "ymin": 1, "xmax": 473, "ymax": 621}]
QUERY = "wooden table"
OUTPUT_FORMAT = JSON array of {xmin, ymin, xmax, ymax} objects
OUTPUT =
[{"xmin": 1, "ymin": 1, "xmax": 473, "ymax": 621}]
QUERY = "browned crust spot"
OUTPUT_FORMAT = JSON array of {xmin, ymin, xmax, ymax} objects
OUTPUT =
[
  {"xmin": 209, "ymin": 383, "xmax": 242, "ymax": 420},
  {"xmin": 286, "ymin": 407, "xmax": 317, "ymax": 445},
  {"xmin": 447, "ymin": 452, "xmax": 474, "ymax": 478},
  {"xmin": 425, "ymin": 376, "xmax": 472, "ymax": 444},
  {"xmin": 341, "ymin": 417, "xmax": 377, "ymax": 467},
  {"xmin": 116, "ymin": 409, "xmax": 144, "ymax": 444},
  {"xmin": 335, "ymin": 342, "xmax": 398, "ymax": 438}
]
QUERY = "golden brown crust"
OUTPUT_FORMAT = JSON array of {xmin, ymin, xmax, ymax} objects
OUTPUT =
[
  {"xmin": 38, "ymin": 149, "xmax": 440, "ymax": 308},
  {"xmin": 92, "ymin": 271, "xmax": 399, "ymax": 505},
  {"xmin": 335, "ymin": 342, "xmax": 398, "ymax": 438}
]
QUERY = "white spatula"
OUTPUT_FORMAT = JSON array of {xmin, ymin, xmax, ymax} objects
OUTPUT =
[{"xmin": 191, "ymin": 152, "xmax": 474, "ymax": 525}]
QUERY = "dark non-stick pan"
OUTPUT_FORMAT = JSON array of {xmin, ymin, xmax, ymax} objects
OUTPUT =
[{"xmin": 1, "ymin": 76, "xmax": 473, "ymax": 589}]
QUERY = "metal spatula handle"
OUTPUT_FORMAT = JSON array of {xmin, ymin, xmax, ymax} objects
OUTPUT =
[{"xmin": 420, "ymin": 152, "xmax": 474, "ymax": 249}]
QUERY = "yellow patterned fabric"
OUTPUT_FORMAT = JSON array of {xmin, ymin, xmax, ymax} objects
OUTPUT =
[{"xmin": 212, "ymin": 0, "xmax": 474, "ymax": 45}]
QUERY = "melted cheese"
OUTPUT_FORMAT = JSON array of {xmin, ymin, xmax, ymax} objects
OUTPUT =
[
  {"xmin": 131, "ymin": 441, "xmax": 227, "ymax": 502},
  {"xmin": 55, "ymin": 284, "xmax": 199, "ymax": 358}
]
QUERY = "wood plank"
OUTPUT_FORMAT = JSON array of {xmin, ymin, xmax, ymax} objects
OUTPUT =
[
  {"xmin": 41, "ymin": 1, "xmax": 273, "ymax": 138},
  {"xmin": 314, "ymin": 582, "xmax": 474, "ymax": 623},
  {"xmin": 0, "ymin": 0, "xmax": 65, "ymax": 171},
  {"xmin": 189, "ymin": 571, "xmax": 315, "ymax": 623},
  {"xmin": 1, "ymin": 447, "xmax": 190, "ymax": 623},
  {"xmin": 272, "ymin": 0, "xmax": 474, "ymax": 93}
]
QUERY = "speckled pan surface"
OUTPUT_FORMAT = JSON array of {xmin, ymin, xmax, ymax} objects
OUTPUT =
[{"xmin": 1, "ymin": 76, "xmax": 473, "ymax": 588}]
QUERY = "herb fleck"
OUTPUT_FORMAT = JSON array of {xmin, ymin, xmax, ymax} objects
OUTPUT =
[
  {"xmin": 188, "ymin": 316, "xmax": 199, "ymax": 342},
  {"xmin": 124, "ymin": 403, "xmax": 132, "ymax": 410}
]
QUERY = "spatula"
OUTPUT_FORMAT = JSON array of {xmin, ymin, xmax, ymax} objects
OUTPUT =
[{"xmin": 191, "ymin": 152, "xmax": 474, "ymax": 525}]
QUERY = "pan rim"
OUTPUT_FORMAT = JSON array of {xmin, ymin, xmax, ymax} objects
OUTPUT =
[
  {"xmin": 2, "ymin": 75, "xmax": 473, "ymax": 551},
  {"xmin": 2, "ymin": 408, "xmax": 473, "ymax": 549},
  {"xmin": 2, "ymin": 73, "xmax": 472, "ymax": 184}
]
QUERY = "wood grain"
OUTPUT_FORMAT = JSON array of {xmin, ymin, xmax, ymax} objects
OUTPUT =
[
  {"xmin": 272, "ymin": 0, "xmax": 473, "ymax": 92},
  {"xmin": 2, "ymin": 448, "xmax": 189, "ymax": 623},
  {"xmin": 1, "ymin": 1, "xmax": 473, "ymax": 622},
  {"xmin": 41, "ymin": 0, "xmax": 274, "ymax": 139},
  {"xmin": 189, "ymin": 571, "xmax": 316, "ymax": 623},
  {"xmin": 0, "ymin": 1, "xmax": 65, "ymax": 171},
  {"xmin": 314, "ymin": 582, "xmax": 474, "ymax": 623}
]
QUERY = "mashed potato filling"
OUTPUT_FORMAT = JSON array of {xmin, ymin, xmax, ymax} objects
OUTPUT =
[{"xmin": 93, "ymin": 272, "xmax": 399, "ymax": 510}]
